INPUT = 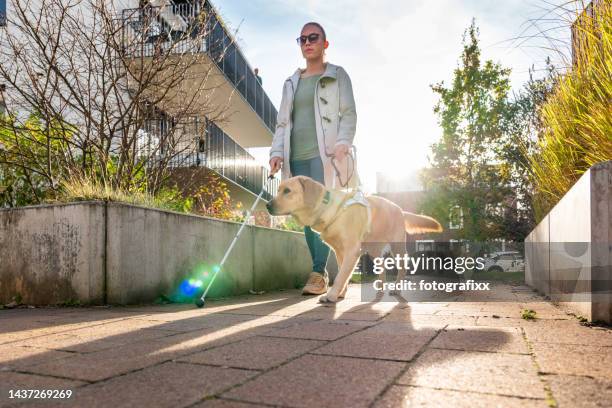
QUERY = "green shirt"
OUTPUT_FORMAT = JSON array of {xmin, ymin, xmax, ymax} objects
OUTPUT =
[{"xmin": 290, "ymin": 74, "xmax": 321, "ymax": 161}]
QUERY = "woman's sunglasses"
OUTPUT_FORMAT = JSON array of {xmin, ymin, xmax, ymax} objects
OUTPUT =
[{"xmin": 296, "ymin": 33, "xmax": 321, "ymax": 46}]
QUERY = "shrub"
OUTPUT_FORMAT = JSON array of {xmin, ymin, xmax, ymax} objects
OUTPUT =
[
  {"xmin": 276, "ymin": 216, "xmax": 304, "ymax": 232},
  {"xmin": 59, "ymin": 174, "xmax": 193, "ymax": 213},
  {"xmin": 527, "ymin": 2, "xmax": 611, "ymax": 218}
]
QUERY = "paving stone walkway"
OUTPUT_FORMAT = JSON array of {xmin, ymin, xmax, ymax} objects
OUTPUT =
[{"xmin": 1, "ymin": 283, "xmax": 611, "ymax": 407}]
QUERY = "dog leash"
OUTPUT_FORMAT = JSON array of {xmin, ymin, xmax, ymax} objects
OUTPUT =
[
  {"xmin": 328, "ymin": 145, "xmax": 371, "ymax": 238},
  {"xmin": 330, "ymin": 145, "xmax": 358, "ymax": 191}
]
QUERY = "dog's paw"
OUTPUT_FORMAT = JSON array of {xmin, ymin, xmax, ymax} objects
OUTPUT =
[
  {"xmin": 318, "ymin": 293, "xmax": 339, "ymax": 304},
  {"xmin": 389, "ymin": 289, "xmax": 400, "ymax": 296}
]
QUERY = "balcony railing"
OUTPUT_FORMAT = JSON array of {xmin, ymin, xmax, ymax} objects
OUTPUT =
[
  {"xmin": 143, "ymin": 117, "xmax": 278, "ymax": 200},
  {"xmin": 120, "ymin": 1, "xmax": 278, "ymax": 134}
]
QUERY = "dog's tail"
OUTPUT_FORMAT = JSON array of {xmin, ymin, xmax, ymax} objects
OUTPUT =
[{"xmin": 402, "ymin": 212, "xmax": 443, "ymax": 234}]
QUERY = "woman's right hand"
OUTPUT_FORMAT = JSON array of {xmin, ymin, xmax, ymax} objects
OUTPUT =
[{"xmin": 269, "ymin": 157, "xmax": 283, "ymax": 175}]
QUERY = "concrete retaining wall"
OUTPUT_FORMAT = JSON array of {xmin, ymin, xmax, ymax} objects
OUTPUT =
[
  {"xmin": 0, "ymin": 202, "xmax": 106, "ymax": 305},
  {"xmin": 0, "ymin": 201, "xmax": 315, "ymax": 305},
  {"xmin": 525, "ymin": 161, "xmax": 611, "ymax": 322}
]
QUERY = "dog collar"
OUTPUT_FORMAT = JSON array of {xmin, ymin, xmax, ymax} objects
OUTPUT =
[
  {"xmin": 322, "ymin": 190, "xmax": 331, "ymax": 205},
  {"xmin": 316, "ymin": 192, "xmax": 354, "ymax": 236}
]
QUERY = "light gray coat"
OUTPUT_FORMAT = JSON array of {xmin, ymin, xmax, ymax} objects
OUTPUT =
[{"xmin": 269, "ymin": 62, "xmax": 359, "ymax": 189}]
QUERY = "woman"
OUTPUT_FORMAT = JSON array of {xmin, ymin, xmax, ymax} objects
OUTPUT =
[{"xmin": 269, "ymin": 22, "xmax": 358, "ymax": 295}]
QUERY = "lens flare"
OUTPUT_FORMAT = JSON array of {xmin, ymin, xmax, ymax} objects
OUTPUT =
[
  {"xmin": 178, "ymin": 279, "xmax": 197, "ymax": 297},
  {"xmin": 170, "ymin": 262, "xmax": 226, "ymax": 303}
]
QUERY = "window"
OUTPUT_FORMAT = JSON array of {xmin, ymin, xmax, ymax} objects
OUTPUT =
[
  {"xmin": 449, "ymin": 205, "xmax": 464, "ymax": 230},
  {"xmin": 136, "ymin": 128, "xmax": 160, "ymax": 158},
  {"xmin": 0, "ymin": 0, "xmax": 6, "ymax": 27},
  {"xmin": 223, "ymin": 43, "xmax": 236, "ymax": 83},
  {"xmin": 416, "ymin": 240, "xmax": 434, "ymax": 252}
]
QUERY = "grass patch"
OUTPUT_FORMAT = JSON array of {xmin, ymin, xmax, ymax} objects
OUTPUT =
[
  {"xmin": 350, "ymin": 273, "xmax": 363, "ymax": 283},
  {"xmin": 575, "ymin": 315, "xmax": 588, "ymax": 323},
  {"xmin": 566, "ymin": 313, "xmax": 612, "ymax": 327},
  {"xmin": 56, "ymin": 298, "xmax": 81, "ymax": 307},
  {"xmin": 472, "ymin": 269, "xmax": 524, "ymax": 283},
  {"xmin": 521, "ymin": 309, "xmax": 537, "ymax": 320},
  {"xmin": 352, "ymin": 270, "xmax": 525, "ymax": 284},
  {"xmin": 350, "ymin": 273, "xmax": 379, "ymax": 284},
  {"xmin": 56, "ymin": 175, "xmax": 193, "ymax": 213}
]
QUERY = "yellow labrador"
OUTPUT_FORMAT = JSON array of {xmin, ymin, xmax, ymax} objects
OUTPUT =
[{"xmin": 266, "ymin": 176, "xmax": 443, "ymax": 303}]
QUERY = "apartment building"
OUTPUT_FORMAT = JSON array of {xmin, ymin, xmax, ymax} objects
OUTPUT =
[
  {"xmin": 0, "ymin": 0, "xmax": 5, "ymax": 27},
  {"xmin": 375, "ymin": 172, "xmax": 467, "ymax": 256},
  {"xmin": 120, "ymin": 0, "xmax": 279, "ymax": 211}
]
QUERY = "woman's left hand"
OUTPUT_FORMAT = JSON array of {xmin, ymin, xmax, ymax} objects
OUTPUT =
[{"xmin": 333, "ymin": 144, "xmax": 349, "ymax": 161}]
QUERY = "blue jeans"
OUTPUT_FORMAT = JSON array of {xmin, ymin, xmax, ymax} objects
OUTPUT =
[{"xmin": 290, "ymin": 157, "xmax": 330, "ymax": 274}]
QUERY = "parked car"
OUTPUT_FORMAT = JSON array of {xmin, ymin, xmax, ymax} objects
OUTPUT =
[{"xmin": 482, "ymin": 251, "xmax": 525, "ymax": 273}]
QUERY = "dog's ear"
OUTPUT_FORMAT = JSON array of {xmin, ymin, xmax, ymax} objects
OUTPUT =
[{"xmin": 298, "ymin": 176, "xmax": 324, "ymax": 208}]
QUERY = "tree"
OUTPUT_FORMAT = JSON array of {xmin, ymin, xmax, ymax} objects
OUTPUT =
[
  {"xmin": 0, "ymin": 0, "xmax": 231, "ymax": 205},
  {"xmin": 420, "ymin": 20, "xmax": 515, "ymax": 242},
  {"xmin": 0, "ymin": 113, "xmax": 74, "ymax": 206}
]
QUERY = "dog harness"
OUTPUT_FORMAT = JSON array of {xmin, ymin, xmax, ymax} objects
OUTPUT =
[
  {"xmin": 319, "ymin": 190, "xmax": 372, "ymax": 238},
  {"xmin": 344, "ymin": 190, "xmax": 372, "ymax": 238}
]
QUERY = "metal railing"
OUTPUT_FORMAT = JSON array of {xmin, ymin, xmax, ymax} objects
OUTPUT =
[
  {"xmin": 157, "ymin": 118, "xmax": 278, "ymax": 200},
  {"xmin": 120, "ymin": 1, "xmax": 278, "ymax": 134}
]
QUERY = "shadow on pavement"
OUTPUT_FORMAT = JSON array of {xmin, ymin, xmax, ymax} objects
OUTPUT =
[{"xmin": 0, "ymin": 285, "xmax": 515, "ymax": 407}]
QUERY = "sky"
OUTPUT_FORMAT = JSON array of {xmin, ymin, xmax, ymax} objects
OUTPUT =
[{"xmin": 213, "ymin": 0, "xmax": 577, "ymax": 192}]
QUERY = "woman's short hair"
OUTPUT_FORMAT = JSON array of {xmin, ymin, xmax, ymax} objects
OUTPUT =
[{"xmin": 302, "ymin": 22, "xmax": 326, "ymax": 41}]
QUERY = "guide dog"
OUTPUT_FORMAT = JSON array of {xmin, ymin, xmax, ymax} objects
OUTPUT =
[{"xmin": 266, "ymin": 176, "xmax": 443, "ymax": 302}]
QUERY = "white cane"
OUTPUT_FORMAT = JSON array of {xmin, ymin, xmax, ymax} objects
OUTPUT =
[{"xmin": 195, "ymin": 174, "xmax": 275, "ymax": 308}]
